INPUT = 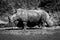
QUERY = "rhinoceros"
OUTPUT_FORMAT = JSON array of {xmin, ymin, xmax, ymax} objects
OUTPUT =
[{"xmin": 9, "ymin": 8, "xmax": 54, "ymax": 29}]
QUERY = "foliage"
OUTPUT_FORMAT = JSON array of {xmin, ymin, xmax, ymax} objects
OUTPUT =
[
  {"xmin": 40, "ymin": 0, "xmax": 60, "ymax": 12},
  {"xmin": 1, "ymin": 0, "xmax": 60, "ymax": 13}
]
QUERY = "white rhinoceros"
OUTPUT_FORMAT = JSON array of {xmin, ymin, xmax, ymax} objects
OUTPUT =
[{"xmin": 9, "ymin": 8, "xmax": 54, "ymax": 27}]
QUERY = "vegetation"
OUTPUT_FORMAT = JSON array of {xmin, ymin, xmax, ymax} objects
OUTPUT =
[
  {"xmin": 0, "ymin": 0, "xmax": 60, "ymax": 13},
  {"xmin": 0, "ymin": 0, "xmax": 60, "ymax": 27}
]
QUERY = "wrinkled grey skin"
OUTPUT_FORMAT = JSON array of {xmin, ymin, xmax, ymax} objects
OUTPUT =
[{"xmin": 9, "ymin": 8, "xmax": 54, "ymax": 27}]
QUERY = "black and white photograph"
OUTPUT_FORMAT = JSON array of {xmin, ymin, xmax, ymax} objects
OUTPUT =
[{"xmin": 0, "ymin": 0, "xmax": 60, "ymax": 40}]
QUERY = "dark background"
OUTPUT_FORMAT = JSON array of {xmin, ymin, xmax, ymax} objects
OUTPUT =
[{"xmin": 0, "ymin": 0, "xmax": 60, "ymax": 13}]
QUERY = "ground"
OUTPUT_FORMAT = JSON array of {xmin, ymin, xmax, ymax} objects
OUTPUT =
[
  {"xmin": 0, "ymin": 26, "xmax": 60, "ymax": 40},
  {"xmin": 0, "ymin": 26, "xmax": 60, "ymax": 35}
]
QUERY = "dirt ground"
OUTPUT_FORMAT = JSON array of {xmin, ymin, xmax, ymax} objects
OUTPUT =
[{"xmin": 0, "ymin": 26, "xmax": 60, "ymax": 40}]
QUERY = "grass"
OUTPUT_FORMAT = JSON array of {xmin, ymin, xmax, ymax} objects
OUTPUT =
[{"xmin": 1, "ymin": 26, "xmax": 59, "ymax": 36}]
